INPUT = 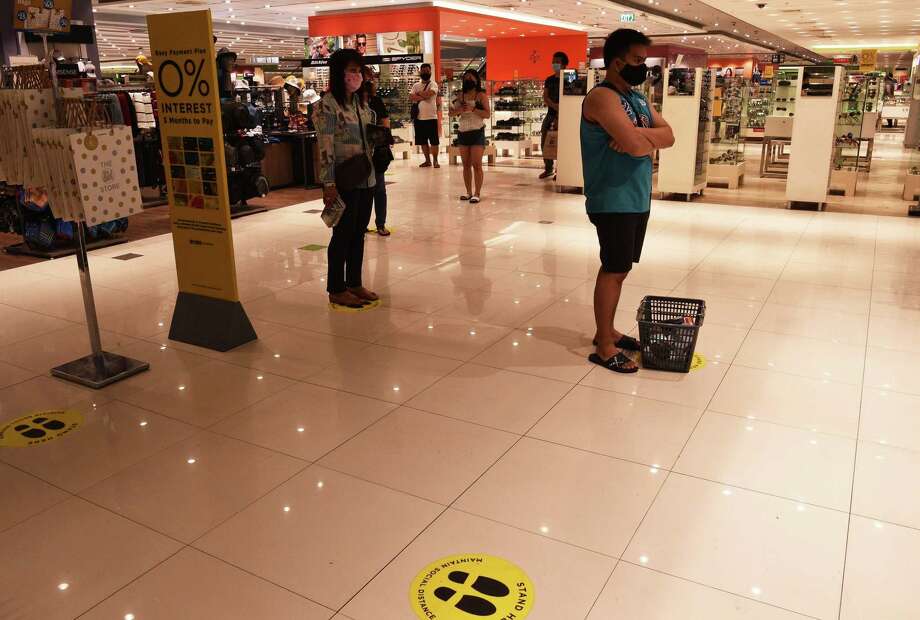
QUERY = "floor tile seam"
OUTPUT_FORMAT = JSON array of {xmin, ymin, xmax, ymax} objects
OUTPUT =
[
  {"xmin": 446, "ymin": 504, "xmax": 620, "ymax": 560},
  {"xmin": 729, "ymin": 360, "xmax": 862, "ymax": 387},
  {"xmin": 666, "ymin": 468, "xmax": 853, "ymax": 515},
  {"xmin": 457, "ymin": 350, "xmax": 592, "ymax": 385},
  {"xmin": 616, "ymin": 560, "xmax": 824, "ymax": 620},
  {"xmin": 0, "ymin": 315, "xmax": 81, "ymax": 348},
  {"xmin": 0, "ymin": 466, "xmax": 76, "ymax": 535},
  {"xmin": 756, "ymin": 299, "xmax": 876, "ymax": 320},
  {"xmin": 72, "ymin": 545, "xmax": 191, "ymax": 620},
  {"xmin": 133, "ymin": 543, "xmax": 341, "ymax": 619},
  {"xmin": 176, "ymin": 458, "xmax": 316, "ymax": 547},
  {"xmin": 836, "ymin": 220, "xmax": 880, "ymax": 620},
  {"xmin": 848, "ymin": 512, "xmax": 920, "ymax": 533},
  {"xmin": 519, "ymin": 432, "xmax": 679, "ymax": 472},
  {"xmin": 71, "ymin": 425, "xmax": 310, "ymax": 506},
  {"xmin": 704, "ymin": 406, "xmax": 861, "ymax": 442}
]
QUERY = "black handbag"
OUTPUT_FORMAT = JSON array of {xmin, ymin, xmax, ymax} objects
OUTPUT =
[
  {"xmin": 334, "ymin": 100, "xmax": 372, "ymax": 192},
  {"xmin": 373, "ymin": 145, "xmax": 394, "ymax": 174}
]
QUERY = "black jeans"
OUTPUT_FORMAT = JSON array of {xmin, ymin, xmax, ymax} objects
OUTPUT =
[
  {"xmin": 541, "ymin": 113, "xmax": 557, "ymax": 173},
  {"xmin": 327, "ymin": 187, "xmax": 374, "ymax": 294},
  {"xmin": 373, "ymin": 172, "xmax": 387, "ymax": 228}
]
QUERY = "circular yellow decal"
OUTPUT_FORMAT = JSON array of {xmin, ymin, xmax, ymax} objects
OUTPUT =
[
  {"xmin": 329, "ymin": 299, "xmax": 381, "ymax": 313},
  {"xmin": 690, "ymin": 353, "xmax": 706, "ymax": 371},
  {"xmin": 0, "ymin": 410, "xmax": 83, "ymax": 448},
  {"xmin": 410, "ymin": 553, "xmax": 534, "ymax": 620}
]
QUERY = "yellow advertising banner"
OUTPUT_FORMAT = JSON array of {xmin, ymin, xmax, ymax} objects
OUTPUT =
[
  {"xmin": 764, "ymin": 64, "xmax": 775, "ymax": 79},
  {"xmin": 13, "ymin": 0, "xmax": 72, "ymax": 32},
  {"xmin": 147, "ymin": 10, "xmax": 240, "ymax": 303},
  {"xmin": 859, "ymin": 49, "xmax": 877, "ymax": 72}
]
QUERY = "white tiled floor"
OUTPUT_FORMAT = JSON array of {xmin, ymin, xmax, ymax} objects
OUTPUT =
[{"xmin": 2, "ymin": 161, "xmax": 920, "ymax": 618}]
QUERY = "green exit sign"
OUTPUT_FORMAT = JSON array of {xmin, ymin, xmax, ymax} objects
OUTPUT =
[{"xmin": 619, "ymin": 12, "xmax": 636, "ymax": 22}]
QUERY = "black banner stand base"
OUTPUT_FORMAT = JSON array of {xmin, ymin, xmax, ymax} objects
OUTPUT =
[
  {"xmin": 169, "ymin": 292, "xmax": 258, "ymax": 352},
  {"xmin": 52, "ymin": 352, "xmax": 150, "ymax": 390}
]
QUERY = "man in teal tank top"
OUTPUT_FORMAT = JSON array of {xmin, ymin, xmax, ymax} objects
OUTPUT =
[{"xmin": 581, "ymin": 29, "xmax": 675, "ymax": 373}]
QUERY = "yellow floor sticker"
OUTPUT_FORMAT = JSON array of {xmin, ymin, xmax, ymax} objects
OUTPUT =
[
  {"xmin": 690, "ymin": 353, "xmax": 706, "ymax": 371},
  {"xmin": 329, "ymin": 299, "xmax": 381, "ymax": 313},
  {"xmin": 0, "ymin": 410, "xmax": 83, "ymax": 448},
  {"xmin": 410, "ymin": 553, "xmax": 534, "ymax": 620}
]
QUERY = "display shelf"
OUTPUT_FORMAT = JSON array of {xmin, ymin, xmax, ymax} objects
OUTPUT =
[
  {"xmin": 770, "ymin": 67, "xmax": 799, "ymax": 117},
  {"xmin": 489, "ymin": 80, "xmax": 544, "ymax": 156},
  {"xmin": 832, "ymin": 76, "xmax": 873, "ymax": 179},
  {"xmin": 708, "ymin": 76, "xmax": 746, "ymax": 188},
  {"xmin": 658, "ymin": 68, "xmax": 714, "ymax": 198}
]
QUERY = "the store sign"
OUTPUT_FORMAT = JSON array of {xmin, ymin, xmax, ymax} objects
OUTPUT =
[
  {"xmin": 13, "ymin": 0, "xmax": 71, "ymax": 32},
  {"xmin": 253, "ymin": 56, "xmax": 280, "ymax": 65},
  {"xmin": 771, "ymin": 53, "xmax": 785, "ymax": 64},
  {"xmin": 619, "ymin": 12, "xmax": 637, "ymax": 23},
  {"xmin": 303, "ymin": 53, "xmax": 423, "ymax": 67},
  {"xmin": 833, "ymin": 54, "xmax": 858, "ymax": 65},
  {"xmin": 859, "ymin": 49, "xmax": 877, "ymax": 72},
  {"xmin": 147, "ymin": 9, "xmax": 256, "ymax": 351}
]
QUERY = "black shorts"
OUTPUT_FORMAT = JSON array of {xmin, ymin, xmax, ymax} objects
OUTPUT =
[
  {"xmin": 414, "ymin": 119, "xmax": 440, "ymax": 146},
  {"xmin": 589, "ymin": 211, "xmax": 650, "ymax": 273},
  {"xmin": 457, "ymin": 127, "xmax": 486, "ymax": 147}
]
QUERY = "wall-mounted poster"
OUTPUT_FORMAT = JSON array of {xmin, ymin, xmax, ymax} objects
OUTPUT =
[
  {"xmin": 377, "ymin": 31, "xmax": 421, "ymax": 55},
  {"xmin": 342, "ymin": 33, "xmax": 379, "ymax": 56},
  {"xmin": 307, "ymin": 35, "xmax": 339, "ymax": 59},
  {"xmin": 13, "ymin": 0, "xmax": 71, "ymax": 32}
]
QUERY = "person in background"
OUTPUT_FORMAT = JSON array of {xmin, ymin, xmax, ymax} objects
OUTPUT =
[
  {"xmin": 316, "ymin": 49, "xmax": 379, "ymax": 308},
  {"xmin": 540, "ymin": 51, "xmax": 568, "ymax": 180},
  {"xmin": 450, "ymin": 69, "xmax": 490, "ymax": 204},
  {"xmin": 410, "ymin": 63, "xmax": 440, "ymax": 168},
  {"xmin": 362, "ymin": 65, "xmax": 392, "ymax": 236},
  {"xmin": 581, "ymin": 28, "xmax": 674, "ymax": 373}
]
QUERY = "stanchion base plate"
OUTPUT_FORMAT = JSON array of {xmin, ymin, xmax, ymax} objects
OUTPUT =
[{"xmin": 51, "ymin": 352, "xmax": 150, "ymax": 389}]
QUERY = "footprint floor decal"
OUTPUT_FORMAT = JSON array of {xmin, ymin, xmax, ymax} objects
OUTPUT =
[
  {"xmin": 0, "ymin": 410, "xmax": 83, "ymax": 447},
  {"xmin": 410, "ymin": 554, "xmax": 534, "ymax": 620}
]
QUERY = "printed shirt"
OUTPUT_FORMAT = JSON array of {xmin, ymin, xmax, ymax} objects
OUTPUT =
[
  {"xmin": 314, "ymin": 92, "xmax": 376, "ymax": 188},
  {"xmin": 580, "ymin": 85, "xmax": 654, "ymax": 215},
  {"xmin": 411, "ymin": 80, "xmax": 439, "ymax": 120}
]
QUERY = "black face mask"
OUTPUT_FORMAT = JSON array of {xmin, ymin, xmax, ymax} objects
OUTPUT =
[
  {"xmin": 462, "ymin": 79, "xmax": 476, "ymax": 91},
  {"xmin": 619, "ymin": 62, "xmax": 649, "ymax": 86},
  {"xmin": 420, "ymin": 72, "xmax": 431, "ymax": 80}
]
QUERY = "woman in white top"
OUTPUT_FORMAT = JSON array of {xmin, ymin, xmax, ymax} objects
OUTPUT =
[{"xmin": 450, "ymin": 69, "xmax": 491, "ymax": 203}]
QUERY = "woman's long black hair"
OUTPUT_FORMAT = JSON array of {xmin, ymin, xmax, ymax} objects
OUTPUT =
[
  {"xmin": 328, "ymin": 48, "xmax": 365, "ymax": 107},
  {"xmin": 461, "ymin": 68, "xmax": 484, "ymax": 93}
]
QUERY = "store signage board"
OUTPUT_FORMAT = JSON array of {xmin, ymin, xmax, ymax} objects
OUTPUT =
[
  {"xmin": 303, "ymin": 53, "xmax": 423, "ymax": 68},
  {"xmin": 859, "ymin": 49, "xmax": 877, "ymax": 72},
  {"xmin": 771, "ymin": 53, "xmax": 785, "ymax": 64},
  {"xmin": 619, "ymin": 12, "xmax": 636, "ymax": 23},
  {"xmin": 147, "ymin": 9, "xmax": 257, "ymax": 351},
  {"xmin": 13, "ymin": 0, "xmax": 71, "ymax": 32}
]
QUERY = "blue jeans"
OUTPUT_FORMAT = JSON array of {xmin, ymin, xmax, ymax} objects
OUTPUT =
[{"xmin": 372, "ymin": 172, "xmax": 387, "ymax": 228}]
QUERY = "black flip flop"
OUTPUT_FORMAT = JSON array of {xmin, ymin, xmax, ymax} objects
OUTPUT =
[
  {"xmin": 588, "ymin": 351, "xmax": 639, "ymax": 374},
  {"xmin": 591, "ymin": 335, "xmax": 641, "ymax": 351}
]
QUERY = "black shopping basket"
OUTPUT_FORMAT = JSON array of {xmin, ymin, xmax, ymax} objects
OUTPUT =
[{"xmin": 636, "ymin": 296, "xmax": 706, "ymax": 373}]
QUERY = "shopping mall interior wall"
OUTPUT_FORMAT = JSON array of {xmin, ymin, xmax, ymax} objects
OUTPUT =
[{"xmin": 486, "ymin": 34, "xmax": 587, "ymax": 81}]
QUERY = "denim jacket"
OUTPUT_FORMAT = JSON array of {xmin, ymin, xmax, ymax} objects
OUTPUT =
[{"xmin": 314, "ymin": 92, "xmax": 376, "ymax": 189}]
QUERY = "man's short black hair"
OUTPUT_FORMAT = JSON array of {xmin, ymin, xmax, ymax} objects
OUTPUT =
[
  {"xmin": 552, "ymin": 51, "xmax": 569, "ymax": 66},
  {"xmin": 420, "ymin": 62, "xmax": 432, "ymax": 70},
  {"xmin": 603, "ymin": 28, "xmax": 652, "ymax": 67}
]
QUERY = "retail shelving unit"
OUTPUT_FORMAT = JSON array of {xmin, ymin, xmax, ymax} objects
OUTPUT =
[
  {"xmin": 786, "ymin": 65, "xmax": 844, "ymax": 209},
  {"xmin": 829, "ymin": 75, "xmax": 878, "ymax": 195},
  {"xmin": 744, "ymin": 78, "xmax": 771, "ymax": 139},
  {"xmin": 657, "ymin": 67, "xmax": 714, "ymax": 199},
  {"xmin": 905, "ymin": 72, "xmax": 920, "ymax": 148},
  {"xmin": 707, "ymin": 76, "xmax": 746, "ymax": 188},
  {"xmin": 491, "ymin": 80, "xmax": 542, "ymax": 158}
]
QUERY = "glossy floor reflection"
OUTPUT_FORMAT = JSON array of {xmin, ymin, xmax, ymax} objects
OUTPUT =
[{"xmin": 1, "ymin": 160, "xmax": 920, "ymax": 619}]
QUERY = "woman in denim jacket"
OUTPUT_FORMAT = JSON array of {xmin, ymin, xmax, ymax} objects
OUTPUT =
[{"xmin": 315, "ymin": 48, "xmax": 378, "ymax": 308}]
